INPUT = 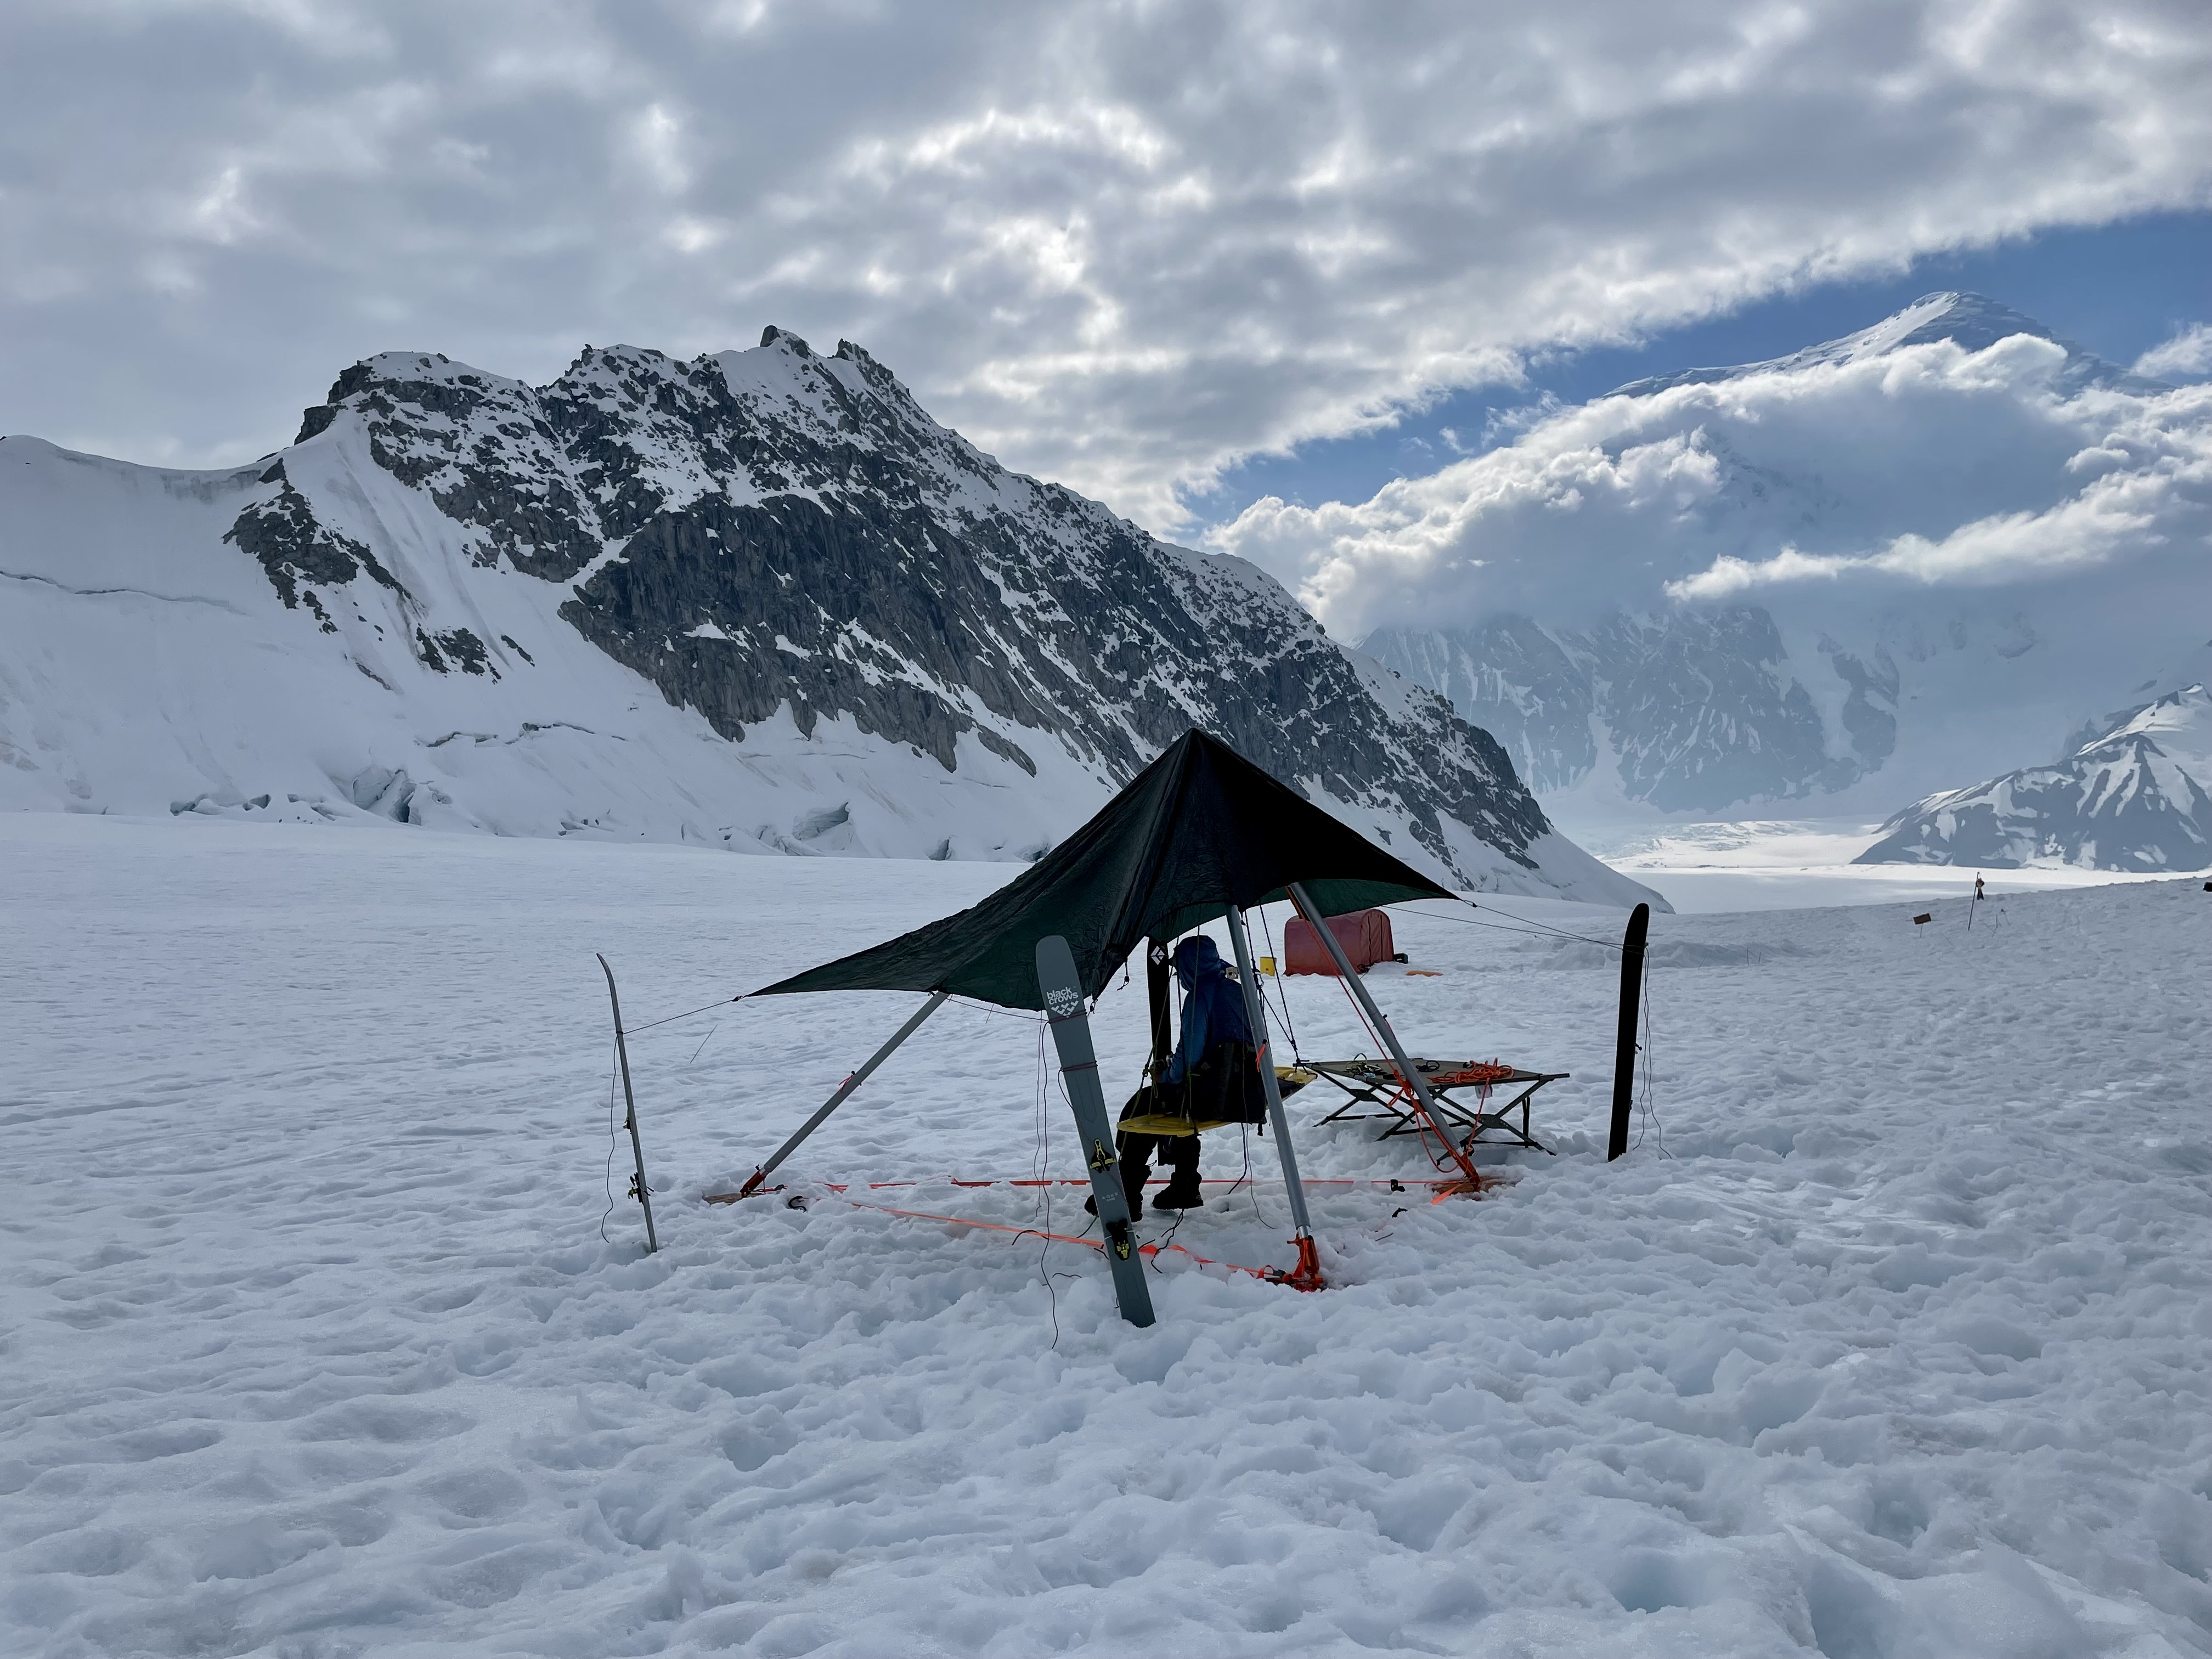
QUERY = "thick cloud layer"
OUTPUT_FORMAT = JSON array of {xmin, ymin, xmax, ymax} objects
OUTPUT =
[
  {"xmin": 1212, "ymin": 333, "xmax": 2212, "ymax": 650},
  {"xmin": 3, "ymin": 1, "xmax": 2209, "ymax": 526}
]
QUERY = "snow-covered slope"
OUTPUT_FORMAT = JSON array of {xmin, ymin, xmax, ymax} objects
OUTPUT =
[
  {"xmin": 1859, "ymin": 683, "xmax": 2212, "ymax": 870},
  {"xmin": 0, "ymin": 332, "xmax": 1654, "ymax": 906},
  {"xmin": 7, "ymin": 817, "xmax": 2211, "ymax": 1655},
  {"xmin": 1338, "ymin": 293, "xmax": 2211, "ymax": 823},
  {"xmin": 1364, "ymin": 608, "xmax": 1890, "ymax": 808}
]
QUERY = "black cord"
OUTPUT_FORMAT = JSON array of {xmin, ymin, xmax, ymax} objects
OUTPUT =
[
  {"xmin": 1229, "ymin": 1122, "xmax": 1272, "ymax": 1227},
  {"xmin": 598, "ymin": 1043, "xmax": 621, "ymax": 1242},
  {"xmin": 1469, "ymin": 898, "xmax": 1626, "ymax": 949},
  {"xmin": 949, "ymin": 994, "xmax": 1048, "ymax": 1024},
  {"xmin": 1257, "ymin": 906, "xmax": 1304, "ymax": 1062},
  {"xmin": 1632, "ymin": 955, "xmax": 1672, "ymax": 1158},
  {"xmin": 623, "ymin": 993, "xmax": 746, "ymax": 1037},
  {"xmin": 1417, "ymin": 904, "xmax": 1623, "ymax": 951},
  {"xmin": 1147, "ymin": 1203, "xmax": 1187, "ymax": 1272}
]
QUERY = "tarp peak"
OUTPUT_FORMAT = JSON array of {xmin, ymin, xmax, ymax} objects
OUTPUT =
[{"xmin": 753, "ymin": 727, "xmax": 1455, "ymax": 1010}]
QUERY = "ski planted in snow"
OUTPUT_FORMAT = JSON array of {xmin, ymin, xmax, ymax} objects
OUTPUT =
[{"xmin": 1035, "ymin": 934, "xmax": 1157, "ymax": 1328}]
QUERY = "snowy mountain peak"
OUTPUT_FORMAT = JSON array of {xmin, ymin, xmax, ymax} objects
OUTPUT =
[
  {"xmin": 1860, "ymin": 684, "xmax": 2212, "ymax": 871},
  {"xmin": 0, "ymin": 335, "xmax": 1657, "ymax": 906},
  {"xmin": 1615, "ymin": 290, "xmax": 2166, "ymax": 398}
]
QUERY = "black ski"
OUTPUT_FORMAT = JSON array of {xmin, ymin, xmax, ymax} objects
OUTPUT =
[
  {"xmin": 1607, "ymin": 902, "xmax": 1650, "ymax": 1161},
  {"xmin": 1035, "ymin": 934, "xmax": 1157, "ymax": 1328}
]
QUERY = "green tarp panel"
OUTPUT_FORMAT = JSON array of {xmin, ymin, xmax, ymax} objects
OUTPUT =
[{"xmin": 751, "ymin": 727, "xmax": 1455, "ymax": 1011}]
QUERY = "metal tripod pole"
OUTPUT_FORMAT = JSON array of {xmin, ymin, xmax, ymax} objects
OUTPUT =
[
  {"xmin": 1285, "ymin": 883, "xmax": 1452, "ymax": 1139},
  {"xmin": 1227, "ymin": 905, "xmax": 1323, "ymax": 1288},
  {"xmin": 737, "ymin": 991, "xmax": 950, "ymax": 1197},
  {"xmin": 596, "ymin": 953, "xmax": 658, "ymax": 1254}
]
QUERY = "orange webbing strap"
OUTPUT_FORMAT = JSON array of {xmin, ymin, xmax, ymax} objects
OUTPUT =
[
  {"xmin": 704, "ymin": 1176, "xmax": 1464, "ymax": 1203},
  {"xmin": 849, "ymin": 1198, "xmax": 1283, "ymax": 1283}
]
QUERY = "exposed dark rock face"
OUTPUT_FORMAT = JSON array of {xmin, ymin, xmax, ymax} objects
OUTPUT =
[
  {"xmin": 415, "ymin": 627, "xmax": 495, "ymax": 677},
  {"xmin": 1820, "ymin": 639, "xmax": 1900, "ymax": 773},
  {"xmin": 223, "ymin": 462, "xmax": 399, "ymax": 613},
  {"xmin": 1361, "ymin": 617, "xmax": 1598, "ymax": 795},
  {"xmin": 302, "ymin": 354, "xmax": 602, "ymax": 581},
  {"xmin": 1364, "ymin": 606, "xmax": 1884, "ymax": 810},
  {"xmin": 221, "ymin": 330, "xmax": 1559, "ymax": 883}
]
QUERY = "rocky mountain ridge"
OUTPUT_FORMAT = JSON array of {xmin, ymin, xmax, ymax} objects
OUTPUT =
[
  {"xmin": 0, "ymin": 330, "xmax": 1653, "ymax": 906},
  {"xmin": 1858, "ymin": 682, "xmax": 2212, "ymax": 871}
]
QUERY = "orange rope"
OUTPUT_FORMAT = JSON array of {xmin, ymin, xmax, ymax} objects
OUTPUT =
[
  {"xmin": 1428, "ymin": 1062, "xmax": 1516, "ymax": 1087},
  {"xmin": 705, "ymin": 1175, "xmax": 1463, "ymax": 1203},
  {"xmin": 1323, "ymin": 977, "xmax": 1489, "ymax": 1197}
]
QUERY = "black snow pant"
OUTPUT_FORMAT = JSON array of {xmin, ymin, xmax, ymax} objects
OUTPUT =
[{"xmin": 1115, "ymin": 1085, "xmax": 1203, "ymax": 1182}]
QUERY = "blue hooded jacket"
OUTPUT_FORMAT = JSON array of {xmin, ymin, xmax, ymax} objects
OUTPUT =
[{"xmin": 1162, "ymin": 935, "xmax": 1254, "ymax": 1085}]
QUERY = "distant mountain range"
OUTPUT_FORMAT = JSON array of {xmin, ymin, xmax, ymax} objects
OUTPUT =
[
  {"xmin": 1860, "ymin": 681, "xmax": 2212, "ymax": 871},
  {"xmin": 1356, "ymin": 291, "xmax": 2211, "ymax": 867},
  {"xmin": 0, "ymin": 330, "xmax": 1654, "ymax": 906}
]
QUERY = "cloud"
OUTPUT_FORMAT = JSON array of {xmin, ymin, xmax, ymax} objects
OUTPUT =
[
  {"xmin": 1, "ymin": 1, "xmax": 2210, "ymax": 513},
  {"xmin": 1209, "ymin": 331, "xmax": 2212, "ymax": 637},
  {"xmin": 2136, "ymin": 322, "xmax": 2212, "ymax": 381}
]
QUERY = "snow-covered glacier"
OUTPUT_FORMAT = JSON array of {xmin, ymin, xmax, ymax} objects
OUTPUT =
[{"xmin": 0, "ymin": 330, "xmax": 1653, "ymax": 905}]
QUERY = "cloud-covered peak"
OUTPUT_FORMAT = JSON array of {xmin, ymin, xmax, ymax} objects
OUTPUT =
[
  {"xmin": 1615, "ymin": 291, "xmax": 2165, "ymax": 398},
  {"xmin": 1210, "ymin": 299, "xmax": 2212, "ymax": 804},
  {"xmin": 1216, "ymin": 303, "xmax": 2208, "ymax": 634},
  {"xmin": 2135, "ymin": 324, "xmax": 2212, "ymax": 384}
]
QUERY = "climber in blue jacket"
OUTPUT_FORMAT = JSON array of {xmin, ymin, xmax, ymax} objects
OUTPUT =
[
  {"xmin": 1160, "ymin": 935, "xmax": 1251, "ymax": 1088},
  {"xmin": 1089, "ymin": 935, "xmax": 1264, "ymax": 1216}
]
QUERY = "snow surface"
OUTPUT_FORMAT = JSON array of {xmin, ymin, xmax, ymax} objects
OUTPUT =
[
  {"xmin": 1572, "ymin": 816, "xmax": 2176, "ymax": 912},
  {"xmin": 5, "ymin": 813, "xmax": 2210, "ymax": 1657}
]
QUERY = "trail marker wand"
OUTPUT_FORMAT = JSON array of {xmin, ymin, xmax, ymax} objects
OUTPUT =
[{"xmin": 596, "ymin": 953, "xmax": 659, "ymax": 1254}]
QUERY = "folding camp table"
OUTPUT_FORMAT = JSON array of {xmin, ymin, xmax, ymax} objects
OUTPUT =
[{"xmin": 1284, "ymin": 1059, "xmax": 1565, "ymax": 1153}]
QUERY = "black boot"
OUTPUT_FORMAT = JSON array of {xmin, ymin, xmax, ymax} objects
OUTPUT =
[
  {"xmin": 1086, "ymin": 1154, "xmax": 1149, "ymax": 1217},
  {"xmin": 1153, "ymin": 1166, "xmax": 1204, "ymax": 1211}
]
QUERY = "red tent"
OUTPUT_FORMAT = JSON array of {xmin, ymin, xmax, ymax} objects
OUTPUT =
[{"xmin": 1283, "ymin": 907, "xmax": 1396, "ymax": 975}]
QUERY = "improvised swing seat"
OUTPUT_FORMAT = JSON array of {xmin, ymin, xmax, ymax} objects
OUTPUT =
[{"xmin": 1115, "ymin": 1037, "xmax": 1274, "ymax": 1137}]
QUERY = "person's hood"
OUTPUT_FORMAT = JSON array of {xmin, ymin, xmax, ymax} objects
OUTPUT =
[{"xmin": 1173, "ymin": 935, "xmax": 1226, "ymax": 988}]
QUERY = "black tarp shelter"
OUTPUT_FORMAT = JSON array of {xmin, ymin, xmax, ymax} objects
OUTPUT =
[
  {"xmin": 733, "ymin": 728, "xmax": 1472, "ymax": 1314},
  {"xmin": 750, "ymin": 727, "xmax": 1452, "ymax": 1009}
]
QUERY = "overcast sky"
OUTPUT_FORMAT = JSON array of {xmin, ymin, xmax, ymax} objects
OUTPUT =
[{"xmin": 2, "ymin": 0, "xmax": 2208, "ymax": 535}]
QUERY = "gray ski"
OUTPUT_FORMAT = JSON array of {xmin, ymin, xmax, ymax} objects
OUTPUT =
[{"xmin": 1035, "ymin": 934, "xmax": 1157, "ymax": 1328}]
